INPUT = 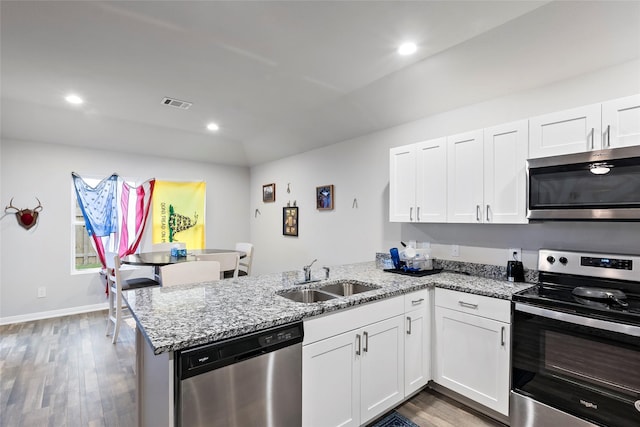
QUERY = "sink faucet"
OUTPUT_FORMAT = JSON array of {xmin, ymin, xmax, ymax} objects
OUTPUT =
[{"xmin": 303, "ymin": 259, "xmax": 317, "ymax": 282}]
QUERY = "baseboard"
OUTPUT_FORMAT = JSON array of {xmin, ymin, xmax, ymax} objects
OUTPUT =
[{"xmin": 0, "ymin": 302, "xmax": 108, "ymax": 326}]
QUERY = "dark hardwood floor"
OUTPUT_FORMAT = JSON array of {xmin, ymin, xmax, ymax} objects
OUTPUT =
[
  {"xmin": 1, "ymin": 311, "xmax": 504, "ymax": 427},
  {"xmin": 0, "ymin": 311, "xmax": 136, "ymax": 427}
]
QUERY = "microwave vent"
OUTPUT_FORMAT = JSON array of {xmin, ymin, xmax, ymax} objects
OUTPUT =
[{"xmin": 161, "ymin": 97, "xmax": 192, "ymax": 110}]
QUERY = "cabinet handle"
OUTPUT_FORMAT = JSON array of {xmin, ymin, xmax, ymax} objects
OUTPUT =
[
  {"xmin": 501, "ymin": 326, "xmax": 506, "ymax": 347},
  {"xmin": 409, "ymin": 206, "xmax": 413, "ymax": 222},
  {"xmin": 406, "ymin": 316, "xmax": 412, "ymax": 335},
  {"xmin": 486, "ymin": 205, "xmax": 490, "ymax": 223},
  {"xmin": 411, "ymin": 298, "xmax": 424, "ymax": 305},
  {"xmin": 416, "ymin": 206, "xmax": 420, "ymax": 222},
  {"xmin": 476, "ymin": 205, "xmax": 481, "ymax": 222},
  {"xmin": 458, "ymin": 300, "xmax": 479, "ymax": 309},
  {"xmin": 589, "ymin": 127, "xmax": 595, "ymax": 149},
  {"xmin": 363, "ymin": 331, "xmax": 369, "ymax": 353},
  {"xmin": 604, "ymin": 124, "xmax": 611, "ymax": 148},
  {"xmin": 355, "ymin": 334, "xmax": 361, "ymax": 356}
]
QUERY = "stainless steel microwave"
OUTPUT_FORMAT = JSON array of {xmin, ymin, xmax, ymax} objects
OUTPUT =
[{"xmin": 527, "ymin": 145, "xmax": 640, "ymax": 221}]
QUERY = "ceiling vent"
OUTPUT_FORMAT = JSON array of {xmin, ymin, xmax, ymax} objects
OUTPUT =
[{"xmin": 161, "ymin": 97, "xmax": 192, "ymax": 110}]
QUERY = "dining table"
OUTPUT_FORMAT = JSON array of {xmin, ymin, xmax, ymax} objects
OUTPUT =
[{"xmin": 122, "ymin": 249, "xmax": 246, "ymax": 279}]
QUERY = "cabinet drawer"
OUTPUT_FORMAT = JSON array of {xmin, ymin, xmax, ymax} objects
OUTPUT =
[
  {"xmin": 404, "ymin": 289, "xmax": 430, "ymax": 312},
  {"xmin": 435, "ymin": 288, "xmax": 510, "ymax": 323},
  {"xmin": 304, "ymin": 295, "xmax": 404, "ymax": 345}
]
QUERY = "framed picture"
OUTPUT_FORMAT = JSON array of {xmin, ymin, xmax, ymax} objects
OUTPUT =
[
  {"xmin": 316, "ymin": 185, "xmax": 334, "ymax": 210},
  {"xmin": 283, "ymin": 207, "xmax": 298, "ymax": 236},
  {"xmin": 263, "ymin": 183, "xmax": 275, "ymax": 203}
]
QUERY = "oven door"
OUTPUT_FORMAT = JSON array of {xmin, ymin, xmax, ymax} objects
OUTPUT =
[{"xmin": 511, "ymin": 302, "xmax": 640, "ymax": 427}]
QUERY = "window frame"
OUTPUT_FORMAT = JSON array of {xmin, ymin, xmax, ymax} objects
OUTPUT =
[{"xmin": 70, "ymin": 174, "xmax": 141, "ymax": 275}]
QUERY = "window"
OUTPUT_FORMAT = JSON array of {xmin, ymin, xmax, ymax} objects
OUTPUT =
[
  {"xmin": 72, "ymin": 177, "xmax": 101, "ymax": 272},
  {"xmin": 72, "ymin": 175, "xmax": 143, "ymax": 273}
]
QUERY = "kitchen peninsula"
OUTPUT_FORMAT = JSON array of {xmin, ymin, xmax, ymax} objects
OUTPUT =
[{"xmin": 126, "ymin": 261, "xmax": 532, "ymax": 427}]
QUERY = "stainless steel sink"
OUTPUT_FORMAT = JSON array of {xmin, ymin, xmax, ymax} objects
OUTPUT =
[
  {"xmin": 278, "ymin": 289, "xmax": 337, "ymax": 303},
  {"xmin": 278, "ymin": 279, "xmax": 381, "ymax": 303},
  {"xmin": 317, "ymin": 280, "xmax": 381, "ymax": 296}
]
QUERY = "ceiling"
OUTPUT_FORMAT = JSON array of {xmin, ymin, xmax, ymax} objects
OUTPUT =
[{"xmin": 1, "ymin": 1, "xmax": 639, "ymax": 167}]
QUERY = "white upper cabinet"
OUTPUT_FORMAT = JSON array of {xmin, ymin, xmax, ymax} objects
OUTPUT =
[
  {"xmin": 415, "ymin": 138, "xmax": 447, "ymax": 222},
  {"xmin": 529, "ymin": 94, "xmax": 640, "ymax": 158},
  {"xmin": 389, "ymin": 144, "xmax": 417, "ymax": 222},
  {"xmin": 390, "ymin": 94, "xmax": 637, "ymax": 223},
  {"xmin": 447, "ymin": 130, "xmax": 484, "ymax": 223},
  {"xmin": 483, "ymin": 120, "xmax": 528, "ymax": 224},
  {"xmin": 446, "ymin": 123, "xmax": 527, "ymax": 224},
  {"xmin": 602, "ymin": 94, "xmax": 640, "ymax": 149},
  {"xmin": 389, "ymin": 138, "xmax": 447, "ymax": 223},
  {"xmin": 529, "ymin": 103, "xmax": 601, "ymax": 158}
]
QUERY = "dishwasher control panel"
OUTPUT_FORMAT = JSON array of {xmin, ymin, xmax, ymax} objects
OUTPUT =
[
  {"xmin": 260, "ymin": 327, "xmax": 300, "ymax": 346},
  {"xmin": 177, "ymin": 322, "xmax": 304, "ymax": 379}
]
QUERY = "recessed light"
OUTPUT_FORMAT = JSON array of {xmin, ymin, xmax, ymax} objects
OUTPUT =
[
  {"xmin": 65, "ymin": 94, "xmax": 84, "ymax": 105},
  {"xmin": 206, "ymin": 122, "xmax": 220, "ymax": 132},
  {"xmin": 398, "ymin": 42, "xmax": 417, "ymax": 56}
]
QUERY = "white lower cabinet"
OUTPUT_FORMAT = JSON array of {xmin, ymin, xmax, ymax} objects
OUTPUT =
[
  {"xmin": 302, "ymin": 326, "xmax": 361, "ymax": 427},
  {"xmin": 303, "ymin": 294, "xmax": 428, "ymax": 427},
  {"xmin": 433, "ymin": 288, "xmax": 511, "ymax": 416},
  {"xmin": 303, "ymin": 315, "xmax": 404, "ymax": 427},
  {"xmin": 404, "ymin": 290, "xmax": 431, "ymax": 397},
  {"xmin": 359, "ymin": 316, "xmax": 405, "ymax": 424}
]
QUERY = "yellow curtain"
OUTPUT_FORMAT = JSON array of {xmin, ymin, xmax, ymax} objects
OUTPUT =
[{"xmin": 152, "ymin": 181, "xmax": 206, "ymax": 249}]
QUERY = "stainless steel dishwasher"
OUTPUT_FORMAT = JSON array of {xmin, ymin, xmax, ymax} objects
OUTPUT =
[{"xmin": 176, "ymin": 322, "xmax": 304, "ymax": 427}]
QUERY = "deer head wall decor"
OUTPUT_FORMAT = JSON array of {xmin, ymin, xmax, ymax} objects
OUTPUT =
[{"xmin": 5, "ymin": 198, "xmax": 43, "ymax": 230}]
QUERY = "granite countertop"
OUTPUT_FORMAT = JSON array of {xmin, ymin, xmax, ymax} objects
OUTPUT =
[{"xmin": 125, "ymin": 261, "xmax": 534, "ymax": 355}]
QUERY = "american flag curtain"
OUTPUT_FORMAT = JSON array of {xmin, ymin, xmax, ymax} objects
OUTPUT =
[{"xmin": 72, "ymin": 173, "xmax": 155, "ymax": 269}]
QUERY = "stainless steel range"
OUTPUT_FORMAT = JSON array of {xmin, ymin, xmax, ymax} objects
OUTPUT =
[{"xmin": 511, "ymin": 249, "xmax": 640, "ymax": 427}]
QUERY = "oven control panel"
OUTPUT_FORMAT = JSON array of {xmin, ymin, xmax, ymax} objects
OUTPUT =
[
  {"xmin": 539, "ymin": 249, "xmax": 639, "ymax": 281},
  {"xmin": 581, "ymin": 256, "xmax": 633, "ymax": 270}
]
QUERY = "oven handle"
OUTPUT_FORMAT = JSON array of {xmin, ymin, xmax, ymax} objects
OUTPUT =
[{"xmin": 514, "ymin": 303, "xmax": 640, "ymax": 337}]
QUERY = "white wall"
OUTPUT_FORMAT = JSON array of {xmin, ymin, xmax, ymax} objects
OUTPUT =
[
  {"xmin": 0, "ymin": 140, "xmax": 250, "ymax": 322},
  {"xmin": 249, "ymin": 59, "xmax": 640, "ymax": 276}
]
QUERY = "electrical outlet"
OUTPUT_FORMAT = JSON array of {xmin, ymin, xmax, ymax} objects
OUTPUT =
[
  {"xmin": 37, "ymin": 287, "xmax": 46, "ymax": 298},
  {"xmin": 451, "ymin": 245, "xmax": 460, "ymax": 257},
  {"xmin": 508, "ymin": 248, "xmax": 522, "ymax": 262}
]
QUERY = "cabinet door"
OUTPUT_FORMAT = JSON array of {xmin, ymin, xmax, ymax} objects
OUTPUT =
[
  {"xmin": 602, "ymin": 94, "xmax": 640, "ymax": 149},
  {"xmin": 404, "ymin": 307, "xmax": 430, "ymax": 397},
  {"xmin": 303, "ymin": 331, "xmax": 361, "ymax": 427},
  {"xmin": 434, "ymin": 306, "xmax": 510, "ymax": 416},
  {"xmin": 483, "ymin": 120, "xmax": 528, "ymax": 224},
  {"xmin": 360, "ymin": 316, "xmax": 405, "ymax": 425},
  {"xmin": 447, "ymin": 130, "xmax": 484, "ymax": 223},
  {"xmin": 389, "ymin": 144, "xmax": 417, "ymax": 222},
  {"xmin": 529, "ymin": 104, "xmax": 601, "ymax": 158},
  {"xmin": 415, "ymin": 138, "xmax": 447, "ymax": 222}
]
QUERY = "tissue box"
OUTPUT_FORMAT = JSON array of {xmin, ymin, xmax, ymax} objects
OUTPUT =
[{"xmin": 171, "ymin": 247, "xmax": 187, "ymax": 257}]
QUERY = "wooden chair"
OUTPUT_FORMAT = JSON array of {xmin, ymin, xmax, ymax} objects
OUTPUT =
[
  {"xmin": 159, "ymin": 261, "xmax": 221, "ymax": 287},
  {"xmin": 235, "ymin": 242, "xmax": 254, "ymax": 276},
  {"xmin": 196, "ymin": 252, "xmax": 240, "ymax": 279},
  {"xmin": 105, "ymin": 254, "xmax": 158, "ymax": 344}
]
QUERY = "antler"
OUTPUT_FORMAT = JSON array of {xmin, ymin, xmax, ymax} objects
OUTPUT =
[
  {"xmin": 5, "ymin": 198, "xmax": 19, "ymax": 213},
  {"xmin": 33, "ymin": 197, "xmax": 43, "ymax": 212}
]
